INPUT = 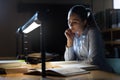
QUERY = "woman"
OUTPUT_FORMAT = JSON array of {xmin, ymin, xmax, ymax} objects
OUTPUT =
[{"xmin": 64, "ymin": 5, "xmax": 113, "ymax": 72}]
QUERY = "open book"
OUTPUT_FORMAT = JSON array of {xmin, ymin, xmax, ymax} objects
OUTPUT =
[
  {"xmin": 0, "ymin": 60, "xmax": 29, "ymax": 74},
  {"xmin": 25, "ymin": 61, "xmax": 97, "ymax": 76},
  {"xmin": 26, "ymin": 67, "xmax": 89, "ymax": 77}
]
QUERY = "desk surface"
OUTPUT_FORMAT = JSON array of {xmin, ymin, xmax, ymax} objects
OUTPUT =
[
  {"xmin": 0, "ymin": 61, "xmax": 120, "ymax": 80},
  {"xmin": 0, "ymin": 70, "xmax": 120, "ymax": 80}
]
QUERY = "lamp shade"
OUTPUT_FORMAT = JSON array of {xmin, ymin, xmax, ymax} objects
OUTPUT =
[{"xmin": 22, "ymin": 12, "xmax": 41, "ymax": 34}]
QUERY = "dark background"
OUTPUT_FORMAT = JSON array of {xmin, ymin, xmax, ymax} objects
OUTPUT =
[
  {"xmin": 18, "ymin": 4, "xmax": 74, "ymax": 57},
  {"xmin": 19, "ymin": 4, "xmax": 91, "ymax": 55},
  {"xmin": 0, "ymin": 0, "xmax": 113, "ymax": 58}
]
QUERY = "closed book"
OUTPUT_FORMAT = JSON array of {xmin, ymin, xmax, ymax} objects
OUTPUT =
[{"xmin": 0, "ymin": 60, "xmax": 29, "ymax": 74}]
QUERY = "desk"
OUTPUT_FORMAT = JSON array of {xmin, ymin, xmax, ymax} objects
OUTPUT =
[
  {"xmin": 0, "ymin": 61, "xmax": 120, "ymax": 80},
  {"xmin": 0, "ymin": 70, "xmax": 120, "ymax": 80}
]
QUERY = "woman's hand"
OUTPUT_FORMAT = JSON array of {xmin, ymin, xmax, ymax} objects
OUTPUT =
[{"xmin": 64, "ymin": 29, "xmax": 75, "ymax": 47}]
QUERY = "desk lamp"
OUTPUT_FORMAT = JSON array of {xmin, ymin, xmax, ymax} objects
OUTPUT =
[{"xmin": 20, "ymin": 12, "xmax": 46, "ymax": 77}]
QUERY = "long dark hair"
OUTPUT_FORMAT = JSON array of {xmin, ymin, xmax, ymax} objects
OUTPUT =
[{"xmin": 68, "ymin": 5, "xmax": 98, "ymax": 28}]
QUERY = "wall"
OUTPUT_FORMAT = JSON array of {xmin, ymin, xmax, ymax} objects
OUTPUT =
[{"xmin": 0, "ymin": 0, "xmax": 35, "ymax": 57}]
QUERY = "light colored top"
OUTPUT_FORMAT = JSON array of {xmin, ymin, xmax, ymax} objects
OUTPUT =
[{"xmin": 64, "ymin": 26, "xmax": 113, "ymax": 72}]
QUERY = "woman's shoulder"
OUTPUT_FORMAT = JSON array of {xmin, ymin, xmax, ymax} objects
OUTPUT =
[
  {"xmin": 87, "ymin": 26, "xmax": 102, "ymax": 39},
  {"xmin": 88, "ymin": 26, "xmax": 100, "ymax": 34}
]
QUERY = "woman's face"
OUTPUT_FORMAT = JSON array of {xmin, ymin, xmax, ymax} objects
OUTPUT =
[{"xmin": 68, "ymin": 13, "xmax": 87, "ymax": 34}]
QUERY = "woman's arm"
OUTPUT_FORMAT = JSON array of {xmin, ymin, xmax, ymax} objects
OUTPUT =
[
  {"xmin": 87, "ymin": 27, "xmax": 114, "ymax": 72},
  {"xmin": 87, "ymin": 27, "xmax": 105, "ymax": 65},
  {"xmin": 64, "ymin": 28, "xmax": 75, "ymax": 61},
  {"xmin": 64, "ymin": 46, "xmax": 75, "ymax": 61}
]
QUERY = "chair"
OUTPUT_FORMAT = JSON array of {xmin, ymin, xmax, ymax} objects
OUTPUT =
[{"xmin": 106, "ymin": 58, "xmax": 120, "ymax": 74}]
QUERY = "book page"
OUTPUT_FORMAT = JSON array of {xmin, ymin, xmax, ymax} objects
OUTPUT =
[
  {"xmin": 46, "ymin": 67, "xmax": 89, "ymax": 76},
  {"xmin": 50, "ymin": 61, "xmax": 97, "ymax": 70}
]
